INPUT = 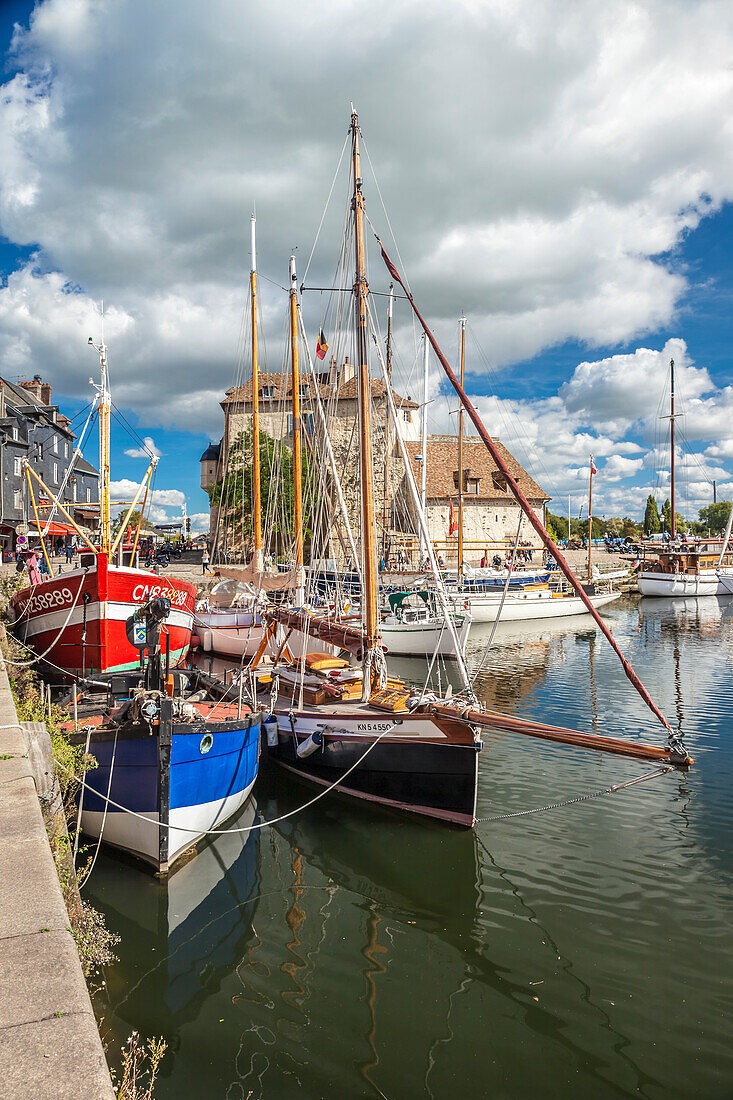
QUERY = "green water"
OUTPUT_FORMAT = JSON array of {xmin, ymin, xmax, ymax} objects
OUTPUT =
[{"xmin": 87, "ymin": 597, "xmax": 733, "ymax": 1099}]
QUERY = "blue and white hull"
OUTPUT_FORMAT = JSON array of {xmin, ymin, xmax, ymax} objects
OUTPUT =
[{"xmin": 79, "ymin": 716, "xmax": 261, "ymax": 873}]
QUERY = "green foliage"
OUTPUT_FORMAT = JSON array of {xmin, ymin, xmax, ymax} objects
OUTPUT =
[
  {"xmin": 661, "ymin": 498, "xmax": 672, "ymax": 531},
  {"xmin": 210, "ymin": 427, "xmax": 313, "ymax": 552},
  {"xmin": 643, "ymin": 495, "xmax": 661, "ymax": 535},
  {"xmin": 111, "ymin": 509, "xmax": 144, "ymax": 538},
  {"xmin": 697, "ymin": 500, "xmax": 731, "ymax": 534},
  {"xmin": 114, "ymin": 1033, "xmax": 168, "ymax": 1099},
  {"xmin": 545, "ymin": 511, "xmax": 606, "ymax": 541}
]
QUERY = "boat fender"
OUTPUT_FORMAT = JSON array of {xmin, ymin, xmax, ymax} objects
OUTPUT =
[
  {"xmin": 263, "ymin": 715, "xmax": 279, "ymax": 747},
  {"xmin": 296, "ymin": 730, "xmax": 324, "ymax": 758}
]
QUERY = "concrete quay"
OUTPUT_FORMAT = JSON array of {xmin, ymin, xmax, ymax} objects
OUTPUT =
[{"xmin": 0, "ymin": 659, "xmax": 114, "ymax": 1099}]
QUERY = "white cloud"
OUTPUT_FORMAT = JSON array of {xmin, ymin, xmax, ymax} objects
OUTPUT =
[
  {"xmin": 0, "ymin": 0, "xmax": 732, "ymax": 436},
  {"xmin": 188, "ymin": 512, "xmax": 210, "ymax": 535},
  {"xmin": 124, "ymin": 436, "xmax": 161, "ymax": 459},
  {"xmin": 109, "ymin": 479, "xmax": 185, "ymax": 509}
]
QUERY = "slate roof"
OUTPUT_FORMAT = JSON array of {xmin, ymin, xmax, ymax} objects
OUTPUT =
[{"xmin": 405, "ymin": 436, "xmax": 549, "ymax": 502}]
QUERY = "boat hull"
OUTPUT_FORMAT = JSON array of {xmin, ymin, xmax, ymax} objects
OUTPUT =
[
  {"xmin": 9, "ymin": 554, "xmax": 196, "ymax": 680},
  {"xmin": 465, "ymin": 590, "xmax": 621, "ymax": 623},
  {"xmin": 638, "ymin": 571, "xmax": 719, "ymax": 597},
  {"xmin": 266, "ymin": 709, "xmax": 479, "ymax": 827},
  {"xmin": 79, "ymin": 716, "xmax": 261, "ymax": 872},
  {"xmin": 380, "ymin": 614, "xmax": 471, "ymax": 657}
]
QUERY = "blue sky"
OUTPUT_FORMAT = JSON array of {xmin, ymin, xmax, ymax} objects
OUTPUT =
[{"xmin": 2, "ymin": 0, "xmax": 733, "ymax": 530}]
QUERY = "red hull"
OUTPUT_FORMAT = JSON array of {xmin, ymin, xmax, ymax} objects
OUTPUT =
[{"xmin": 9, "ymin": 554, "xmax": 196, "ymax": 680}]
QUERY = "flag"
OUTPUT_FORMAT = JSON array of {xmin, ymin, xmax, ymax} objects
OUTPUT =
[
  {"xmin": 590, "ymin": 456, "xmax": 597, "ymax": 476},
  {"xmin": 449, "ymin": 498, "xmax": 458, "ymax": 536},
  {"xmin": 316, "ymin": 329, "xmax": 328, "ymax": 360}
]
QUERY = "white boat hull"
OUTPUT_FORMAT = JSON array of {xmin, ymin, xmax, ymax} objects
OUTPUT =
[
  {"xmin": 465, "ymin": 590, "xmax": 621, "ymax": 623},
  {"xmin": 638, "ymin": 571, "xmax": 720, "ymax": 597},
  {"xmin": 380, "ymin": 614, "xmax": 472, "ymax": 657}
]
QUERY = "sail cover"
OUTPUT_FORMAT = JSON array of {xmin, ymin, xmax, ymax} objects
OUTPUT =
[{"xmin": 215, "ymin": 566, "xmax": 300, "ymax": 592}]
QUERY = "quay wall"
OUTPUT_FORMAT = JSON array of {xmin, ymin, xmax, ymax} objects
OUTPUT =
[{"xmin": 0, "ymin": 656, "xmax": 115, "ymax": 1099}]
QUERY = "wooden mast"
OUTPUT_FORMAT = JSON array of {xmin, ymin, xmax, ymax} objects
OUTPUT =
[
  {"xmin": 88, "ymin": 323, "xmax": 110, "ymax": 554},
  {"xmin": 350, "ymin": 110, "xmax": 379, "ymax": 688},
  {"xmin": 420, "ymin": 334, "xmax": 429, "ymax": 560},
  {"xmin": 587, "ymin": 455, "xmax": 594, "ymax": 581},
  {"xmin": 251, "ymin": 213, "xmax": 263, "ymax": 571},
  {"xmin": 381, "ymin": 284, "xmax": 393, "ymax": 562},
  {"xmin": 457, "ymin": 316, "xmax": 466, "ymax": 577},
  {"xmin": 670, "ymin": 357, "xmax": 676, "ymax": 539},
  {"xmin": 289, "ymin": 254, "xmax": 304, "ymax": 601}
]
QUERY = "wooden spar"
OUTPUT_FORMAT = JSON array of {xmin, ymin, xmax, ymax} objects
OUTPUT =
[
  {"xmin": 251, "ymin": 213, "xmax": 264, "ymax": 571},
  {"xmin": 26, "ymin": 468, "xmax": 53, "ymax": 574},
  {"xmin": 130, "ymin": 473, "xmax": 151, "ymax": 560},
  {"xmin": 426, "ymin": 704, "xmax": 691, "ymax": 765},
  {"xmin": 289, "ymin": 254, "xmax": 304, "ymax": 595},
  {"xmin": 378, "ymin": 239, "xmax": 681, "ymax": 743},
  {"xmin": 351, "ymin": 111, "xmax": 379, "ymax": 687},
  {"xmin": 382, "ymin": 284, "xmax": 394, "ymax": 556},
  {"xmin": 420, "ymin": 334, "xmax": 429, "ymax": 558},
  {"xmin": 458, "ymin": 316, "xmax": 466, "ymax": 576},
  {"xmin": 265, "ymin": 603, "xmax": 378, "ymax": 658},
  {"xmin": 110, "ymin": 459, "xmax": 156, "ymax": 556},
  {"xmin": 587, "ymin": 455, "xmax": 594, "ymax": 581},
  {"xmin": 97, "ymin": 337, "xmax": 112, "ymax": 554},
  {"xmin": 670, "ymin": 357, "xmax": 676, "ymax": 539},
  {"xmin": 25, "ymin": 465, "xmax": 98, "ymax": 554}
]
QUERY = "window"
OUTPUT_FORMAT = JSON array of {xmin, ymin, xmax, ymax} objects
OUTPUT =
[
  {"xmin": 298, "ymin": 384, "xmax": 309, "ymax": 398},
  {"xmin": 72, "ymin": 481, "xmax": 77, "ymax": 502},
  {"xmin": 466, "ymin": 478, "xmax": 480, "ymax": 495},
  {"xmin": 261, "ymin": 385, "xmax": 276, "ymax": 399},
  {"xmin": 12, "ymin": 426, "xmax": 18, "ymax": 441},
  {"xmin": 13, "ymin": 458, "xmax": 21, "ymax": 478},
  {"xmin": 53, "ymin": 461, "xmax": 59, "ymax": 484},
  {"xmin": 304, "ymin": 412, "xmax": 315, "ymax": 437},
  {"xmin": 287, "ymin": 413, "xmax": 293, "ymax": 437},
  {"xmin": 403, "ymin": 410, "xmax": 411, "ymax": 422},
  {"xmin": 86, "ymin": 487, "xmax": 91, "ymax": 504},
  {"xmin": 36, "ymin": 442, "xmax": 43, "ymax": 460},
  {"xmin": 13, "ymin": 490, "xmax": 22, "ymax": 511},
  {"xmin": 52, "ymin": 435, "xmax": 58, "ymax": 453},
  {"xmin": 64, "ymin": 441, "xmax": 69, "ymax": 459}
]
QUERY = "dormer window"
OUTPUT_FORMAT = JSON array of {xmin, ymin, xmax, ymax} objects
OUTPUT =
[
  {"xmin": 298, "ymin": 383, "xmax": 310, "ymax": 398},
  {"xmin": 491, "ymin": 472, "xmax": 507, "ymax": 493},
  {"xmin": 260, "ymin": 385, "xmax": 276, "ymax": 399},
  {"xmin": 466, "ymin": 477, "xmax": 480, "ymax": 495}
]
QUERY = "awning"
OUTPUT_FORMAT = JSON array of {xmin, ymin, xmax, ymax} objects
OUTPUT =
[{"xmin": 31, "ymin": 521, "xmax": 77, "ymax": 537}]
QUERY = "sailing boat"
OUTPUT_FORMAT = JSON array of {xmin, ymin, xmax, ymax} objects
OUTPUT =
[
  {"xmin": 9, "ymin": 335, "xmax": 195, "ymax": 680},
  {"xmin": 252, "ymin": 111, "xmax": 689, "ymax": 828},
  {"xmin": 637, "ymin": 358, "xmax": 733, "ymax": 596}
]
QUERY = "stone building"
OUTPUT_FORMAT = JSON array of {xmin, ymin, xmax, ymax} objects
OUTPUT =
[
  {"xmin": 201, "ymin": 364, "xmax": 420, "ymax": 557},
  {"xmin": 397, "ymin": 436, "xmax": 550, "ymax": 565},
  {"xmin": 0, "ymin": 374, "xmax": 100, "ymax": 556}
]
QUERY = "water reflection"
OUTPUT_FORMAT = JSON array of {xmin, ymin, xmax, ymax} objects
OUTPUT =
[{"xmin": 88, "ymin": 600, "xmax": 733, "ymax": 1100}]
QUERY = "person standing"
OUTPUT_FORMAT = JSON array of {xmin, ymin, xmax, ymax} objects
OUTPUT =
[{"xmin": 202, "ymin": 545, "xmax": 209, "ymax": 574}]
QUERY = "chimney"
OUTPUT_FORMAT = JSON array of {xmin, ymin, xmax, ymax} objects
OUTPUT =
[
  {"xmin": 20, "ymin": 374, "xmax": 51, "ymax": 404},
  {"xmin": 40, "ymin": 382, "xmax": 52, "ymax": 405}
]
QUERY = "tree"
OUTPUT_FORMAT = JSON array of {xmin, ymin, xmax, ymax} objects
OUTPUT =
[
  {"xmin": 209, "ymin": 427, "xmax": 314, "ymax": 555},
  {"xmin": 643, "ymin": 495, "xmax": 660, "ymax": 535},
  {"xmin": 622, "ymin": 517, "xmax": 640, "ymax": 538},
  {"xmin": 111, "ymin": 509, "xmax": 143, "ymax": 537},
  {"xmin": 697, "ymin": 500, "xmax": 731, "ymax": 534},
  {"xmin": 661, "ymin": 498, "xmax": 672, "ymax": 532}
]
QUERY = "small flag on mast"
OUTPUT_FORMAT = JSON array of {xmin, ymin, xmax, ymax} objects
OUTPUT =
[
  {"xmin": 316, "ymin": 330, "xmax": 328, "ymax": 360},
  {"xmin": 449, "ymin": 499, "xmax": 459, "ymax": 536},
  {"xmin": 590, "ymin": 456, "xmax": 597, "ymax": 476}
]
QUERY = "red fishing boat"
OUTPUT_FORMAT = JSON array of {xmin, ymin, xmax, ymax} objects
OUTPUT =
[{"xmin": 9, "ymin": 334, "xmax": 195, "ymax": 681}]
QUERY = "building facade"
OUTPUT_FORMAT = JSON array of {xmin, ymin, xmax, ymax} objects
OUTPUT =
[{"xmin": 0, "ymin": 374, "xmax": 100, "ymax": 556}]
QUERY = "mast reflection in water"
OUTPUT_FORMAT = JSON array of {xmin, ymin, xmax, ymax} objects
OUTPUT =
[{"xmin": 88, "ymin": 599, "xmax": 733, "ymax": 1100}]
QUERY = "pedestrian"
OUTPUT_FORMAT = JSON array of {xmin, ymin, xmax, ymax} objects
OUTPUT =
[
  {"xmin": 202, "ymin": 545, "xmax": 209, "ymax": 574},
  {"xmin": 65, "ymin": 540, "xmax": 74, "ymax": 565}
]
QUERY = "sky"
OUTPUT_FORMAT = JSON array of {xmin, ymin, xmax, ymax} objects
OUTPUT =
[{"xmin": 2, "ymin": 0, "xmax": 733, "ymax": 532}]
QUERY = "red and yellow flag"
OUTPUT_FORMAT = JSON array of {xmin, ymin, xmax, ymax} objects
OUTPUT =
[
  {"xmin": 316, "ymin": 329, "xmax": 328, "ymax": 360},
  {"xmin": 449, "ymin": 498, "xmax": 459, "ymax": 536}
]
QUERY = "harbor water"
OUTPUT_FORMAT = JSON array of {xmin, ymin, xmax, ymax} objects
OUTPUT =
[{"xmin": 87, "ymin": 596, "xmax": 733, "ymax": 1099}]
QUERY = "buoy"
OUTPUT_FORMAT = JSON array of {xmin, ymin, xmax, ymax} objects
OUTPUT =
[{"xmin": 296, "ymin": 730, "xmax": 324, "ymax": 758}]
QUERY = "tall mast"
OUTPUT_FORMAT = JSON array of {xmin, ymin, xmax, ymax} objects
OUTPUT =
[
  {"xmin": 350, "ymin": 110, "xmax": 379, "ymax": 686},
  {"xmin": 587, "ymin": 455, "xmax": 594, "ymax": 581},
  {"xmin": 251, "ymin": 213, "xmax": 263, "ymax": 571},
  {"xmin": 420, "ymin": 333, "xmax": 429, "ymax": 559},
  {"xmin": 89, "ymin": 310, "xmax": 110, "ymax": 554},
  {"xmin": 289, "ymin": 254, "xmax": 304, "ymax": 601},
  {"xmin": 381, "ymin": 284, "xmax": 394, "ymax": 560},
  {"xmin": 670, "ymin": 357, "xmax": 676, "ymax": 539},
  {"xmin": 457, "ymin": 316, "xmax": 466, "ymax": 576}
]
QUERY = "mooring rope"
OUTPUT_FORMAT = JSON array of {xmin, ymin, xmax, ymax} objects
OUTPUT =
[{"xmin": 474, "ymin": 765, "xmax": 673, "ymax": 822}]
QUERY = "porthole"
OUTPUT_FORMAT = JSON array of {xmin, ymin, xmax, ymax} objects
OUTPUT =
[{"xmin": 199, "ymin": 733, "xmax": 214, "ymax": 755}]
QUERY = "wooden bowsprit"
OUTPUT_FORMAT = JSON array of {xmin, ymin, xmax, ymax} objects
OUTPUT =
[{"xmin": 378, "ymin": 238, "xmax": 691, "ymax": 766}]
